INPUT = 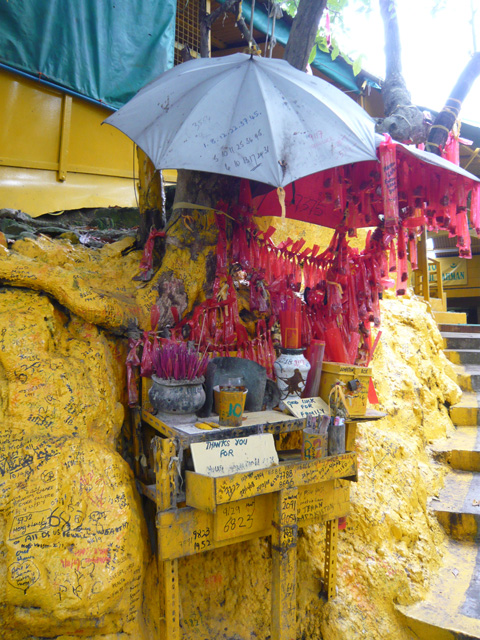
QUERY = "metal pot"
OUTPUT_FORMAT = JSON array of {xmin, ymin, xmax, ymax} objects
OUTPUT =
[{"xmin": 148, "ymin": 376, "xmax": 206, "ymax": 425}]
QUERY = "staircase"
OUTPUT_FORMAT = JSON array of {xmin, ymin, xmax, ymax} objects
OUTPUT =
[{"xmin": 397, "ymin": 323, "xmax": 480, "ymax": 639}]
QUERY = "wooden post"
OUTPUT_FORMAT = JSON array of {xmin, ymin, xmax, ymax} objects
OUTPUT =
[
  {"xmin": 431, "ymin": 257, "xmax": 445, "ymax": 309},
  {"xmin": 154, "ymin": 437, "xmax": 181, "ymax": 640},
  {"xmin": 271, "ymin": 487, "xmax": 298, "ymax": 640},
  {"xmin": 417, "ymin": 227, "xmax": 430, "ymax": 301}
]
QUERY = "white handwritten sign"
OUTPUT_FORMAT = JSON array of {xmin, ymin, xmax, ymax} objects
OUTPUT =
[
  {"xmin": 191, "ymin": 434, "xmax": 278, "ymax": 478},
  {"xmin": 283, "ymin": 396, "xmax": 330, "ymax": 419}
]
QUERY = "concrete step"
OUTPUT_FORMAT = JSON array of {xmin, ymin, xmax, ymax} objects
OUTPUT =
[
  {"xmin": 435, "ymin": 311, "xmax": 468, "ymax": 325},
  {"xmin": 439, "ymin": 324, "xmax": 480, "ymax": 334},
  {"xmin": 445, "ymin": 350, "xmax": 480, "ymax": 366},
  {"xmin": 397, "ymin": 539, "xmax": 480, "ymax": 639},
  {"xmin": 429, "ymin": 297, "xmax": 447, "ymax": 312},
  {"xmin": 451, "ymin": 365, "xmax": 480, "ymax": 393},
  {"xmin": 443, "ymin": 333, "xmax": 480, "ymax": 351},
  {"xmin": 432, "ymin": 469, "xmax": 480, "ymax": 541},
  {"xmin": 450, "ymin": 393, "xmax": 480, "ymax": 427},
  {"xmin": 433, "ymin": 427, "xmax": 480, "ymax": 472}
]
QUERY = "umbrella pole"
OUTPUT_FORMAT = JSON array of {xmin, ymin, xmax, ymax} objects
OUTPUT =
[{"xmin": 249, "ymin": 0, "xmax": 255, "ymax": 47}]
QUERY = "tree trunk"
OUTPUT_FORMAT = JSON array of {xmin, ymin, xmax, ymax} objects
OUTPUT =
[
  {"xmin": 283, "ymin": 0, "xmax": 327, "ymax": 71},
  {"xmin": 147, "ymin": 170, "xmax": 241, "ymax": 329},
  {"xmin": 376, "ymin": 0, "xmax": 426, "ymax": 144},
  {"xmin": 426, "ymin": 52, "xmax": 480, "ymax": 155},
  {"xmin": 136, "ymin": 148, "xmax": 166, "ymax": 245}
]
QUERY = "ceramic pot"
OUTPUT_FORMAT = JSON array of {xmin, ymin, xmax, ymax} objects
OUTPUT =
[
  {"xmin": 273, "ymin": 348, "xmax": 311, "ymax": 410},
  {"xmin": 149, "ymin": 376, "xmax": 206, "ymax": 425}
]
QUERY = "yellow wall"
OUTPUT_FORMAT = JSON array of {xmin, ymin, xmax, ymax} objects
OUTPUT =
[
  {"xmin": 0, "ymin": 67, "xmax": 139, "ymax": 216},
  {"xmin": 444, "ymin": 255, "xmax": 480, "ymax": 299}
]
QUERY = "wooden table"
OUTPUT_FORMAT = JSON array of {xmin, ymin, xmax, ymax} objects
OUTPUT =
[{"xmin": 131, "ymin": 384, "xmax": 384, "ymax": 640}]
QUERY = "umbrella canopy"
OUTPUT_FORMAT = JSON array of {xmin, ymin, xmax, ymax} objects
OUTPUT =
[{"xmin": 104, "ymin": 53, "xmax": 377, "ymax": 188}]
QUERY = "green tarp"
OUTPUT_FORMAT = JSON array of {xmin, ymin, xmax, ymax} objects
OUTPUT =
[{"xmin": 0, "ymin": 0, "xmax": 176, "ymax": 109}]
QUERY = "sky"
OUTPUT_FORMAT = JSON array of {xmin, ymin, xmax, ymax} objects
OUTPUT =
[{"xmin": 338, "ymin": 1, "xmax": 480, "ymax": 125}]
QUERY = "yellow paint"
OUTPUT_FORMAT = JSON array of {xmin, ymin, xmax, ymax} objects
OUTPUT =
[
  {"xmin": 0, "ymin": 67, "xmax": 138, "ymax": 216},
  {"xmin": 271, "ymin": 488, "xmax": 298, "ymax": 640},
  {"xmin": 445, "ymin": 350, "xmax": 463, "ymax": 365},
  {"xmin": 137, "ymin": 148, "xmax": 163, "ymax": 214},
  {"xmin": 0, "ymin": 286, "xmax": 149, "ymax": 638},
  {"xmin": 135, "ymin": 207, "xmax": 220, "ymax": 320},
  {"xmin": 442, "ymin": 254, "xmax": 480, "ymax": 300},
  {"xmin": 396, "ymin": 539, "xmax": 480, "ymax": 638},
  {"xmin": 433, "ymin": 310, "xmax": 468, "ymax": 324},
  {"xmin": 449, "ymin": 392, "xmax": 480, "ymax": 427},
  {"xmin": 155, "ymin": 438, "xmax": 182, "ymax": 640},
  {"xmin": 324, "ymin": 518, "xmax": 339, "ymax": 600},
  {"xmin": 216, "ymin": 388, "xmax": 247, "ymax": 426},
  {"xmin": 297, "ymin": 480, "xmax": 350, "ymax": 527},
  {"xmin": 0, "ymin": 235, "xmax": 152, "ymax": 332},
  {"xmin": 158, "ymin": 504, "xmax": 270, "ymax": 560},
  {"xmin": 319, "ymin": 363, "xmax": 372, "ymax": 418},
  {"xmin": 253, "ymin": 216, "xmax": 370, "ymax": 252},
  {"xmin": 185, "ymin": 453, "xmax": 357, "ymax": 512},
  {"xmin": 428, "ymin": 257, "xmax": 468, "ymax": 287},
  {"xmin": 0, "ymin": 227, "xmax": 468, "ymax": 639},
  {"xmin": 158, "ymin": 481, "xmax": 349, "ymax": 563},
  {"xmin": 450, "ymin": 365, "xmax": 474, "ymax": 392},
  {"xmin": 214, "ymin": 494, "xmax": 273, "ymax": 542},
  {"xmin": 345, "ymin": 422, "xmax": 357, "ymax": 452}
]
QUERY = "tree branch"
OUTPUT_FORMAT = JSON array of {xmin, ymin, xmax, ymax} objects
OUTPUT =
[
  {"xmin": 426, "ymin": 52, "xmax": 480, "ymax": 154},
  {"xmin": 205, "ymin": 0, "xmax": 239, "ymax": 28},
  {"xmin": 200, "ymin": 0, "xmax": 258, "ymax": 58},
  {"xmin": 199, "ymin": 0, "xmax": 211, "ymax": 58},
  {"xmin": 376, "ymin": 0, "xmax": 426, "ymax": 143}
]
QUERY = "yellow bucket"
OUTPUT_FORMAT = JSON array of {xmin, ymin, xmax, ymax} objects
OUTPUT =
[
  {"xmin": 214, "ymin": 386, "xmax": 248, "ymax": 426},
  {"xmin": 319, "ymin": 362, "xmax": 371, "ymax": 418}
]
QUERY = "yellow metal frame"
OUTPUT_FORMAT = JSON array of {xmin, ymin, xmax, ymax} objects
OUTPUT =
[{"xmin": 0, "ymin": 67, "xmax": 177, "ymax": 216}]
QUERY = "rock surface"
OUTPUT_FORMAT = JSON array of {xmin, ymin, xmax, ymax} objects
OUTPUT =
[{"xmin": 0, "ymin": 230, "xmax": 462, "ymax": 639}]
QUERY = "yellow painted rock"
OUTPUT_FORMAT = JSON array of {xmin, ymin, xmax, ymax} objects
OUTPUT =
[
  {"xmin": 0, "ymin": 435, "xmax": 147, "ymax": 637},
  {"xmin": 0, "ymin": 289, "xmax": 126, "ymax": 446}
]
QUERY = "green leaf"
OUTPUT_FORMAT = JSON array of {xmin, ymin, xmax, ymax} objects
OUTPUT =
[
  {"xmin": 308, "ymin": 44, "xmax": 318, "ymax": 65},
  {"xmin": 331, "ymin": 42, "xmax": 340, "ymax": 60},
  {"xmin": 352, "ymin": 54, "xmax": 365, "ymax": 76},
  {"xmin": 281, "ymin": 0, "xmax": 298, "ymax": 18},
  {"xmin": 327, "ymin": 0, "xmax": 349, "ymax": 10}
]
